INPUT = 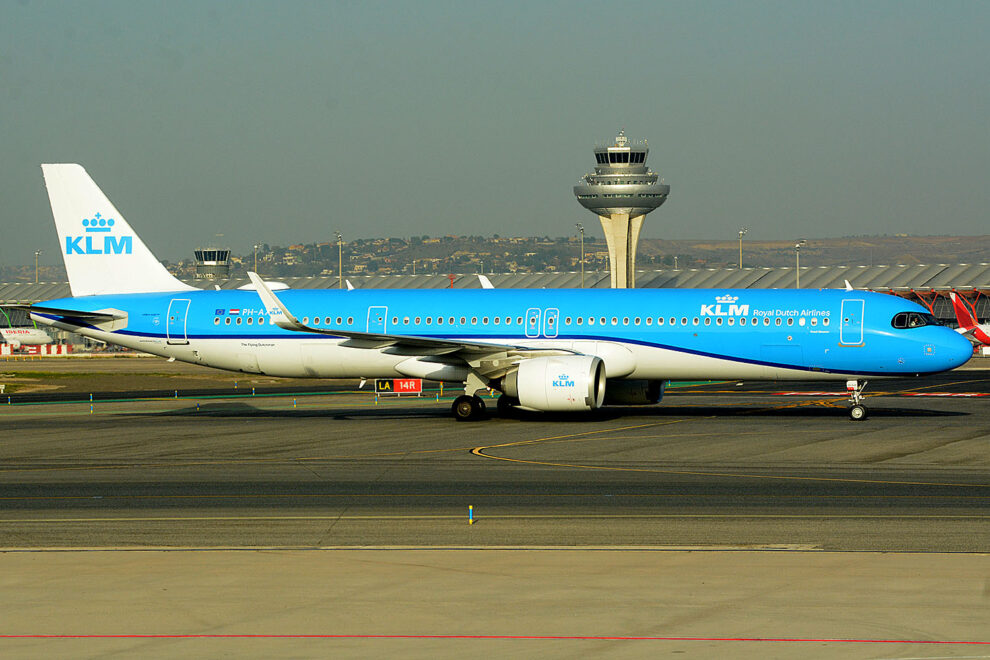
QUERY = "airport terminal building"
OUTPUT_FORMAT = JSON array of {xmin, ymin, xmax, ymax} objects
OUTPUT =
[{"xmin": 2, "ymin": 263, "xmax": 989, "ymax": 332}]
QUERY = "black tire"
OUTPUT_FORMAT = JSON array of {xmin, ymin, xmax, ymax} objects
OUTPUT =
[
  {"xmin": 849, "ymin": 404, "xmax": 868, "ymax": 421},
  {"xmin": 452, "ymin": 395, "xmax": 482, "ymax": 421}
]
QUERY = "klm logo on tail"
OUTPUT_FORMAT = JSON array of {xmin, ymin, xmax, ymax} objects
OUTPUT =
[{"xmin": 65, "ymin": 213, "xmax": 133, "ymax": 255}]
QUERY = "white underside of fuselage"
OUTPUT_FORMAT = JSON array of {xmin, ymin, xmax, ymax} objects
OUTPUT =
[{"xmin": 59, "ymin": 324, "xmax": 874, "ymax": 383}]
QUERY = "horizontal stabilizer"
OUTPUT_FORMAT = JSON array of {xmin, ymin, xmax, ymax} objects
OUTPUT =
[{"xmin": 11, "ymin": 304, "xmax": 127, "ymax": 323}]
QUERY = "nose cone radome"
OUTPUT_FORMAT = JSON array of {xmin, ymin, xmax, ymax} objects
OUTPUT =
[{"xmin": 942, "ymin": 329, "xmax": 975, "ymax": 371}]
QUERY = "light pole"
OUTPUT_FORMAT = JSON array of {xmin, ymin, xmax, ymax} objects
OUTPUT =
[
  {"xmin": 253, "ymin": 244, "xmax": 259, "ymax": 273},
  {"xmin": 794, "ymin": 239, "xmax": 807, "ymax": 288},
  {"xmin": 335, "ymin": 231, "xmax": 343, "ymax": 289},
  {"xmin": 737, "ymin": 228, "xmax": 747, "ymax": 269},
  {"xmin": 575, "ymin": 223, "xmax": 585, "ymax": 288},
  {"xmin": 34, "ymin": 250, "xmax": 42, "ymax": 283}
]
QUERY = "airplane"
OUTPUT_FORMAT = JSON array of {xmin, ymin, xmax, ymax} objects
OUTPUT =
[
  {"xmin": 0, "ymin": 327, "xmax": 53, "ymax": 349},
  {"xmin": 18, "ymin": 164, "xmax": 974, "ymax": 422},
  {"xmin": 949, "ymin": 292, "xmax": 990, "ymax": 346}
]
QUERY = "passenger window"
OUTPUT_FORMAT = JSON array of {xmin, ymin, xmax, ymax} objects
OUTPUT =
[
  {"xmin": 214, "ymin": 318, "xmax": 220, "ymax": 325},
  {"xmin": 681, "ymin": 317, "xmax": 687, "ymax": 325},
  {"xmin": 787, "ymin": 318, "xmax": 794, "ymax": 326},
  {"xmin": 493, "ymin": 317, "xmax": 499, "ymax": 325},
  {"xmin": 311, "ymin": 317, "xmax": 318, "ymax": 325},
  {"xmin": 347, "ymin": 317, "xmax": 353, "ymax": 325},
  {"xmin": 823, "ymin": 318, "xmax": 830, "ymax": 326},
  {"xmin": 601, "ymin": 317, "xmax": 607, "ymax": 325},
  {"xmin": 728, "ymin": 318, "xmax": 734, "ymax": 326},
  {"xmin": 483, "ymin": 317, "xmax": 489, "ymax": 324},
  {"xmin": 426, "ymin": 317, "xmax": 432, "ymax": 325},
  {"xmin": 692, "ymin": 318, "xmax": 699, "ymax": 326},
  {"xmin": 669, "ymin": 317, "xmax": 675, "ymax": 325},
  {"xmin": 225, "ymin": 317, "xmax": 231, "ymax": 325},
  {"xmin": 437, "ymin": 317, "xmax": 443, "ymax": 325},
  {"xmin": 775, "ymin": 318, "xmax": 782, "ymax": 326},
  {"xmin": 392, "ymin": 317, "xmax": 398, "ymax": 325},
  {"xmin": 236, "ymin": 317, "xmax": 242, "ymax": 325},
  {"xmin": 449, "ymin": 317, "xmax": 455, "ymax": 325},
  {"xmin": 403, "ymin": 317, "xmax": 410, "ymax": 325},
  {"xmin": 565, "ymin": 317, "xmax": 572, "ymax": 325},
  {"xmin": 301, "ymin": 317, "xmax": 308, "ymax": 325},
  {"xmin": 247, "ymin": 317, "xmax": 254, "ymax": 325},
  {"xmin": 645, "ymin": 317, "xmax": 651, "ymax": 326},
  {"xmin": 588, "ymin": 317, "xmax": 595, "ymax": 325},
  {"xmin": 326, "ymin": 317, "xmax": 332, "ymax": 325},
  {"xmin": 576, "ymin": 317, "xmax": 582, "ymax": 325},
  {"xmin": 634, "ymin": 317, "xmax": 640, "ymax": 325},
  {"xmin": 811, "ymin": 318, "xmax": 818, "ymax": 326},
  {"xmin": 612, "ymin": 317, "xmax": 618, "ymax": 325},
  {"xmin": 336, "ymin": 317, "xmax": 342, "ymax": 325},
  {"xmin": 622, "ymin": 317, "xmax": 629, "ymax": 325},
  {"xmin": 716, "ymin": 318, "xmax": 723, "ymax": 326},
  {"xmin": 460, "ymin": 317, "xmax": 467, "ymax": 324},
  {"xmin": 704, "ymin": 317, "xmax": 711, "ymax": 326},
  {"xmin": 415, "ymin": 317, "xmax": 421, "ymax": 324},
  {"xmin": 763, "ymin": 318, "xmax": 770, "ymax": 326}
]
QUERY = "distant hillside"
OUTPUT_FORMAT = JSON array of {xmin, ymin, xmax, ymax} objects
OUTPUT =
[{"xmin": 2, "ymin": 234, "xmax": 987, "ymax": 281}]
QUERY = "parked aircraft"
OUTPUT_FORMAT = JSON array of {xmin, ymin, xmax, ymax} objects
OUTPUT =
[
  {"xmin": 20, "ymin": 164, "xmax": 974, "ymax": 421},
  {"xmin": 0, "ymin": 327, "xmax": 52, "ymax": 348},
  {"xmin": 949, "ymin": 292, "xmax": 990, "ymax": 346}
]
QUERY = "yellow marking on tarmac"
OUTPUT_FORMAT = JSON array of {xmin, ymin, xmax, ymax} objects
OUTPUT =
[
  {"xmin": 1, "ymin": 514, "xmax": 986, "ymax": 524},
  {"xmin": 471, "ymin": 423, "xmax": 990, "ymax": 489},
  {"xmin": 1, "ymin": 493, "xmax": 985, "ymax": 502}
]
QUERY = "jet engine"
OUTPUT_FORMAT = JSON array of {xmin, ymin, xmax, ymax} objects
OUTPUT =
[
  {"xmin": 502, "ymin": 355, "xmax": 605, "ymax": 412},
  {"xmin": 602, "ymin": 379, "xmax": 666, "ymax": 405}
]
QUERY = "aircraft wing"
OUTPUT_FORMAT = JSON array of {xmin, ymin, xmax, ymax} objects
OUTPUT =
[{"xmin": 247, "ymin": 271, "xmax": 527, "ymax": 355}]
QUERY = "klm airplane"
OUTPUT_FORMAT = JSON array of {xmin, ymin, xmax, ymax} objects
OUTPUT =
[{"xmin": 22, "ymin": 165, "xmax": 973, "ymax": 421}]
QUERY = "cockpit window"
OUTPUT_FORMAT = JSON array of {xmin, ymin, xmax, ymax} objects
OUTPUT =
[{"xmin": 891, "ymin": 311, "xmax": 939, "ymax": 329}]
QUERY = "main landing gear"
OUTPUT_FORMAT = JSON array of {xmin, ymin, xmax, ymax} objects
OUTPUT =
[
  {"xmin": 846, "ymin": 379, "xmax": 868, "ymax": 421},
  {"xmin": 452, "ymin": 394, "xmax": 487, "ymax": 422}
]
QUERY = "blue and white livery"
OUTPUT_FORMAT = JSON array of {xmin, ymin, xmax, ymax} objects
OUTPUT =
[{"xmin": 24, "ymin": 164, "xmax": 974, "ymax": 421}]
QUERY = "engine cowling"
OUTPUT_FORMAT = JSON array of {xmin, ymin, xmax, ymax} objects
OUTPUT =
[
  {"xmin": 602, "ymin": 379, "xmax": 666, "ymax": 405},
  {"xmin": 503, "ymin": 355, "xmax": 606, "ymax": 412}
]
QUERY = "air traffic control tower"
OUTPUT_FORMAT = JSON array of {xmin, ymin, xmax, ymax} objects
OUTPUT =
[{"xmin": 573, "ymin": 131, "xmax": 669, "ymax": 288}]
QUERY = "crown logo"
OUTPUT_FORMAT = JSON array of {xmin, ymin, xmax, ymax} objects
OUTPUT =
[
  {"xmin": 715, "ymin": 294, "xmax": 738, "ymax": 303},
  {"xmin": 82, "ymin": 212, "xmax": 115, "ymax": 233},
  {"xmin": 557, "ymin": 373, "xmax": 569, "ymax": 380}
]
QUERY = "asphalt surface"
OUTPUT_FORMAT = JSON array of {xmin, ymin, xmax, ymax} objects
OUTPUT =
[{"xmin": 1, "ymin": 370, "xmax": 987, "ymax": 552}]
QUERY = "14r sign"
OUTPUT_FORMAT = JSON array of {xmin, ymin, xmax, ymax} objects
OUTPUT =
[{"xmin": 375, "ymin": 378, "xmax": 423, "ymax": 394}]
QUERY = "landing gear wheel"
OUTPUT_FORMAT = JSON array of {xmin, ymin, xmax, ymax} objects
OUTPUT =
[
  {"xmin": 496, "ymin": 394, "xmax": 518, "ymax": 417},
  {"xmin": 849, "ymin": 404, "xmax": 868, "ymax": 421},
  {"xmin": 452, "ymin": 395, "xmax": 486, "ymax": 421}
]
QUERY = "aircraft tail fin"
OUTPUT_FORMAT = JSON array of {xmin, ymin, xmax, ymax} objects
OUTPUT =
[
  {"xmin": 949, "ymin": 292, "xmax": 977, "ymax": 330},
  {"xmin": 41, "ymin": 164, "xmax": 194, "ymax": 297}
]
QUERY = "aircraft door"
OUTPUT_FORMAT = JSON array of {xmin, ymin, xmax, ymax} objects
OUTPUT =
[
  {"xmin": 544, "ymin": 308, "xmax": 560, "ymax": 338},
  {"xmin": 367, "ymin": 306, "xmax": 387, "ymax": 334},
  {"xmin": 166, "ymin": 299, "xmax": 191, "ymax": 345},
  {"xmin": 839, "ymin": 299, "xmax": 865, "ymax": 346},
  {"xmin": 525, "ymin": 308, "xmax": 541, "ymax": 338}
]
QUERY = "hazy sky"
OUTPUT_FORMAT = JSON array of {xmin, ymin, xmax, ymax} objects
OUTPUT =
[{"xmin": 2, "ymin": 0, "xmax": 987, "ymax": 266}]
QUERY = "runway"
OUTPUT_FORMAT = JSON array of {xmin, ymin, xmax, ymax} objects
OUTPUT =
[
  {"xmin": 2, "ymin": 367, "xmax": 988, "ymax": 657},
  {"xmin": 1, "ymin": 370, "xmax": 987, "ymax": 552}
]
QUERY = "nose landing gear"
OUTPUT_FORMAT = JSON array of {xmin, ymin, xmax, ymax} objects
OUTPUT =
[{"xmin": 846, "ymin": 379, "xmax": 868, "ymax": 421}]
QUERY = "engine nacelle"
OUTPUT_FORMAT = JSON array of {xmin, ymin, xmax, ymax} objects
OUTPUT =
[
  {"xmin": 503, "ymin": 355, "xmax": 606, "ymax": 412},
  {"xmin": 602, "ymin": 379, "xmax": 666, "ymax": 405}
]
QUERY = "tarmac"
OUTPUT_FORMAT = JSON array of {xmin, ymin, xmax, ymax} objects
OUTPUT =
[{"xmin": 0, "ymin": 358, "xmax": 987, "ymax": 657}]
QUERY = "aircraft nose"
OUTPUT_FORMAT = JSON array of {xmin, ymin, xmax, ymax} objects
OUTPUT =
[{"xmin": 942, "ymin": 329, "xmax": 975, "ymax": 369}]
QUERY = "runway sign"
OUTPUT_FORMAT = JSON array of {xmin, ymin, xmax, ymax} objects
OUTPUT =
[{"xmin": 375, "ymin": 378, "xmax": 423, "ymax": 394}]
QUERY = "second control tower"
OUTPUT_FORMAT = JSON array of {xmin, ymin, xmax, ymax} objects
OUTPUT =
[{"xmin": 573, "ymin": 131, "xmax": 670, "ymax": 288}]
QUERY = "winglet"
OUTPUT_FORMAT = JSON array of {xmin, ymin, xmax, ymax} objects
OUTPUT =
[
  {"xmin": 346, "ymin": 279, "xmax": 355, "ymax": 291},
  {"xmin": 247, "ymin": 271, "xmax": 302, "ymax": 330},
  {"xmin": 478, "ymin": 274, "xmax": 494, "ymax": 289},
  {"xmin": 844, "ymin": 280, "xmax": 854, "ymax": 291}
]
